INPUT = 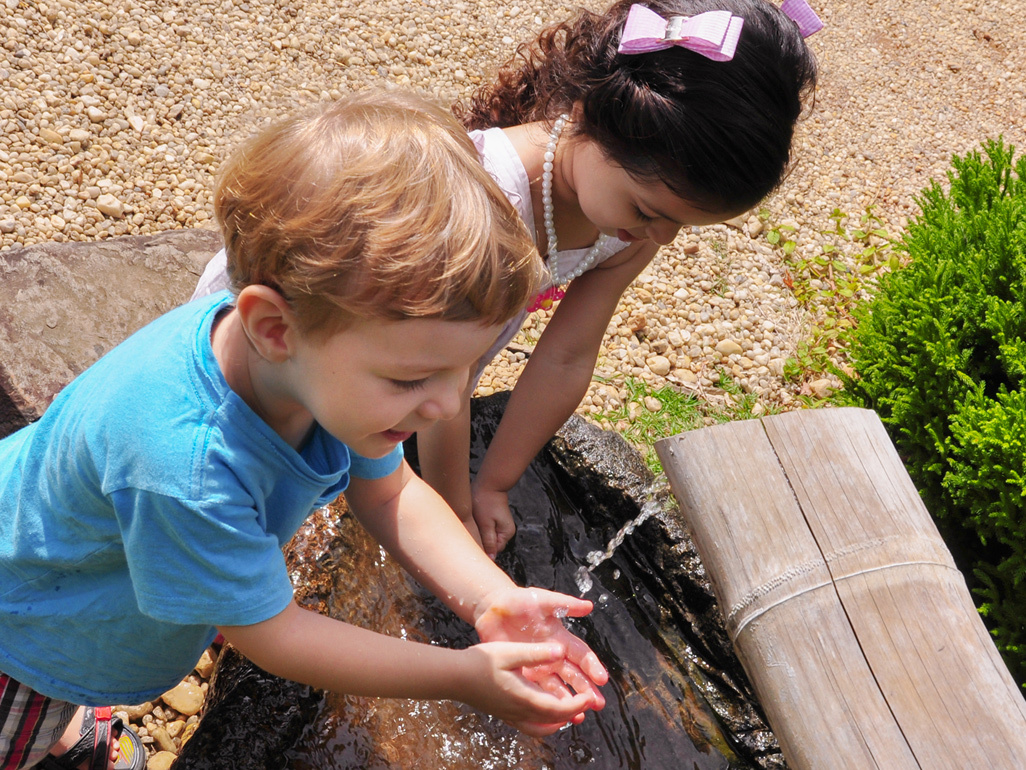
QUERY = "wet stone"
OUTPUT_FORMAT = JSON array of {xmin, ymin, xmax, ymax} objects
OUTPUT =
[{"xmin": 175, "ymin": 392, "xmax": 780, "ymax": 770}]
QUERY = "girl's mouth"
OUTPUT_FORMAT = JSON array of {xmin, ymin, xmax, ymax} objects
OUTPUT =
[{"xmin": 617, "ymin": 228, "xmax": 643, "ymax": 242}]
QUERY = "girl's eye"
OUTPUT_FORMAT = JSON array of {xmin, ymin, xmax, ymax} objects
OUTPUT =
[
  {"xmin": 635, "ymin": 206, "xmax": 653, "ymax": 222},
  {"xmin": 390, "ymin": 378, "xmax": 429, "ymax": 392}
]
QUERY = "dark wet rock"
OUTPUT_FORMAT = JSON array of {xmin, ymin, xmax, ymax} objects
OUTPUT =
[
  {"xmin": 178, "ymin": 392, "xmax": 782, "ymax": 770},
  {"xmin": 172, "ymin": 645, "xmax": 321, "ymax": 770},
  {"xmin": 540, "ymin": 403, "xmax": 780, "ymax": 767},
  {"xmin": 0, "ymin": 228, "xmax": 221, "ymax": 437}
]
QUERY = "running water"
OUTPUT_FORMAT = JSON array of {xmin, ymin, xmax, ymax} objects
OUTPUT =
[
  {"xmin": 180, "ymin": 400, "xmax": 773, "ymax": 770},
  {"xmin": 279, "ymin": 463, "xmax": 755, "ymax": 770},
  {"xmin": 574, "ymin": 486, "xmax": 665, "ymax": 596}
]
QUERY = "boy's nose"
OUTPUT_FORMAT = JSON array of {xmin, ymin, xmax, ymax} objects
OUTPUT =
[{"xmin": 418, "ymin": 372, "xmax": 466, "ymax": 422}]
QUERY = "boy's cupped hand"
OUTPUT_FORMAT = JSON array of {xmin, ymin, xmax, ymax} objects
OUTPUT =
[
  {"xmin": 461, "ymin": 641, "xmax": 598, "ymax": 736},
  {"xmin": 471, "ymin": 586, "xmax": 609, "ymax": 733}
]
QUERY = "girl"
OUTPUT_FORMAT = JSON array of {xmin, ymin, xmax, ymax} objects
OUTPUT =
[
  {"xmin": 191, "ymin": 1, "xmax": 820, "ymax": 559},
  {"xmin": 417, "ymin": 0, "xmax": 821, "ymax": 558}
]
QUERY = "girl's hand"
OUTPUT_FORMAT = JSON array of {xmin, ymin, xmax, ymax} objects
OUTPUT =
[
  {"xmin": 474, "ymin": 587, "xmax": 608, "ymax": 715},
  {"xmin": 459, "ymin": 642, "xmax": 599, "ymax": 735},
  {"xmin": 472, "ymin": 484, "xmax": 517, "ymax": 559}
]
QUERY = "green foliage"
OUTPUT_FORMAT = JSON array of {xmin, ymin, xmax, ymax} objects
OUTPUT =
[
  {"xmin": 591, "ymin": 373, "xmax": 771, "ymax": 474},
  {"xmin": 761, "ymin": 207, "xmax": 896, "ymax": 386},
  {"xmin": 838, "ymin": 138, "xmax": 1026, "ymax": 685}
]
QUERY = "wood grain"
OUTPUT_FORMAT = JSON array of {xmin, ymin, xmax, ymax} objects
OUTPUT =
[{"xmin": 655, "ymin": 408, "xmax": 1026, "ymax": 768}]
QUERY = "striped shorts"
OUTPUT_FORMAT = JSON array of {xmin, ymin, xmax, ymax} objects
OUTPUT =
[{"xmin": 0, "ymin": 673, "xmax": 77, "ymax": 770}]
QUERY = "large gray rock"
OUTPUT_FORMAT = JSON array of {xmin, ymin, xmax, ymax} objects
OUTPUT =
[{"xmin": 0, "ymin": 228, "xmax": 222, "ymax": 437}]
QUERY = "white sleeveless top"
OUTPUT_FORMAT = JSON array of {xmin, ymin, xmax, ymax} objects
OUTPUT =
[{"xmin": 469, "ymin": 128, "xmax": 629, "ymax": 377}]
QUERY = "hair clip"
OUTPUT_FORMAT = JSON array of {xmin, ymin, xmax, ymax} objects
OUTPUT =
[
  {"xmin": 618, "ymin": 5, "xmax": 744, "ymax": 61},
  {"xmin": 781, "ymin": 0, "xmax": 824, "ymax": 38}
]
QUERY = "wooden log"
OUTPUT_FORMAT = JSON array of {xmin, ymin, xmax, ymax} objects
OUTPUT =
[{"xmin": 654, "ymin": 407, "xmax": 1026, "ymax": 769}]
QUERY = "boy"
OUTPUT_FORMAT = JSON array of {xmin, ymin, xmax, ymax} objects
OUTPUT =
[{"xmin": 0, "ymin": 91, "xmax": 607, "ymax": 770}]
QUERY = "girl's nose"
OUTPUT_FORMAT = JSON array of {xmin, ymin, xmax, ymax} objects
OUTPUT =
[{"xmin": 650, "ymin": 221, "xmax": 684, "ymax": 245}]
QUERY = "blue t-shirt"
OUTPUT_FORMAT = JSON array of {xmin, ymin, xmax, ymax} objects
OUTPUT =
[{"xmin": 0, "ymin": 291, "xmax": 402, "ymax": 705}]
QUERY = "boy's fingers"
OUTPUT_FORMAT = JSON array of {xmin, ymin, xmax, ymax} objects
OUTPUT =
[
  {"xmin": 531, "ymin": 589, "xmax": 594, "ymax": 619},
  {"xmin": 567, "ymin": 644, "xmax": 609, "ymax": 686},
  {"xmin": 529, "ymin": 670, "xmax": 576, "ymax": 699},
  {"xmin": 515, "ymin": 700, "xmax": 592, "ymax": 737},
  {"xmin": 557, "ymin": 664, "xmax": 607, "ymax": 708},
  {"xmin": 512, "ymin": 643, "xmax": 565, "ymax": 668},
  {"xmin": 525, "ymin": 666, "xmax": 605, "ymax": 712}
]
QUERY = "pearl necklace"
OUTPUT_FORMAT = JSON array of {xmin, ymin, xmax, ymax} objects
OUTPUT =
[{"xmin": 541, "ymin": 114, "xmax": 611, "ymax": 286}]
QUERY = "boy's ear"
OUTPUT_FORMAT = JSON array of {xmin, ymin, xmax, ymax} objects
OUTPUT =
[{"xmin": 235, "ymin": 285, "xmax": 297, "ymax": 363}]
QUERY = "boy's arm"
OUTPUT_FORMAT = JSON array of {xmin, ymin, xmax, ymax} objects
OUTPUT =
[
  {"xmin": 221, "ymin": 460, "xmax": 607, "ymax": 731},
  {"xmin": 345, "ymin": 459, "xmax": 507, "ymax": 615},
  {"xmin": 472, "ymin": 243, "xmax": 657, "ymax": 556},
  {"xmin": 344, "ymin": 461, "xmax": 607, "ymax": 701},
  {"xmin": 219, "ymin": 602, "xmax": 591, "ymax": 735}
]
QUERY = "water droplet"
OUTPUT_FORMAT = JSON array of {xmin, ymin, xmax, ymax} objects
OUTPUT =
[{"xmin": 574, "ymin": 566, "xmax": 593, "ymax": 595}]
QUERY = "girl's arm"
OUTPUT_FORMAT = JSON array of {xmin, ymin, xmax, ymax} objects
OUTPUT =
[
  {"xmin": 472, "ymin": 243, "xmax": 658, "ymax": 557},
  {"xmin": 413, "ymin": 392, "xmax": 481, "ymax": 544}
]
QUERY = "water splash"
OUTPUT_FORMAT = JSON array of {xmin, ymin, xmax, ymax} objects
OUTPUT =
[{"xmin": 574, "ymin": 495, "xmax": 663, "ymax": 596}]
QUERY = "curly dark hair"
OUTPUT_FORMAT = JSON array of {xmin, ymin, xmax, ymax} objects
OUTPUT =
[{"xmin": 454, "ymin": 0, "xmax": 818, "ymax": 212}]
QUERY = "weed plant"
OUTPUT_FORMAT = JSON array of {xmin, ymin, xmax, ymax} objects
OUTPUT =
[
  {"xmin": 761, "ymin": 207, "xmax": 898, "ymax": 387},
  {"xmin": 590, "ymin": 372, "xmax": 768, "ymax": 474}
]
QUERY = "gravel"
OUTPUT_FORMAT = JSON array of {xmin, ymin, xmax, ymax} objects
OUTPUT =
[
  {"xmin": 3, "ymin": 0, "xmax": 1025, "ymax": 413},
  {"xmin": 3, "ymin": 0, "xmax": 1025, "ymax": 763}
]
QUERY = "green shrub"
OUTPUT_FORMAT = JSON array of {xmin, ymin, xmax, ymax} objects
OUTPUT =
[{"xmin": 838, "ymin": 139, "xmax": 1026, "ymax": 685}]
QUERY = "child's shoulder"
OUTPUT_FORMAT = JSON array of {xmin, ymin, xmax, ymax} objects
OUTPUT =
[
  {"xmin": 471, "ymin": 127, "xmax": 535, "ymax": 231},
  {"xmin": 97, "ymin": 291, "xmax": 230, "ymax": 394},
  {"xmin": 55, "ymin": 292, "xmax": 234, "ymax": 455}
]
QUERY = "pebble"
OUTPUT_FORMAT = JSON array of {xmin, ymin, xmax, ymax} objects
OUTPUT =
[
  {"xmin": 647, "ymin": 356, "xmax": 671, "ymax": 376},
  {"xmin": 146, "ymin": 752, "xmax": 177, "ymax": 770},
  {"xmin": 194, "ymin": 648, "xmax": 216, "ymax": 678},
  {"xmin": 151, "ymin": 725, "xmax": 178, "ymax": 753},
  {"xmin": 160, "ymin": 681, "xmax": 205, "ymax": 717},
  {"xmin": 95, "ymin": 195, "xmax": 125, "ymax": 218},
  {"xmin": 715, "ymin": 340, "xmax": 744, "ymax": 357}
]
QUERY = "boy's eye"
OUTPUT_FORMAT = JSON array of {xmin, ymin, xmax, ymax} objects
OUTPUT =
[{"xmin": 390, "ymin": 377, "xmax": 429, "ymax": 392}]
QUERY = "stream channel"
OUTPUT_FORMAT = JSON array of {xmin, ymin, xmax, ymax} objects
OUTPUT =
[{"xmin": 174, "ymin": 393, "xmax": 781, "ymax": 770}]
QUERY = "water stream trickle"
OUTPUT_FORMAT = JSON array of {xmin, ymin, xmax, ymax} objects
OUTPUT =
[
  {"xmin": 181, "ymin": 400, "xmax": 775, "ymax": 770},
  {"xmin": 574, "ymin": 496, "xmax": 662, "ymax": 597}
]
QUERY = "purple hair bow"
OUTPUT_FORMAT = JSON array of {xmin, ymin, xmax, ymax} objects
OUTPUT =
[
  {"xmin": 781, "ymin": 0, "xmax": 823, "ymax": 37},
  {"xmin": 617, "ymin": 5, "xmax": 744, "ymax": 61}
]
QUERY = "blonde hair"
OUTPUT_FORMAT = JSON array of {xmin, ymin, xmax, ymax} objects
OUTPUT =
[{"xmin": 215, "ymin": 90, "xmax": 543, "ymax": 336}]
